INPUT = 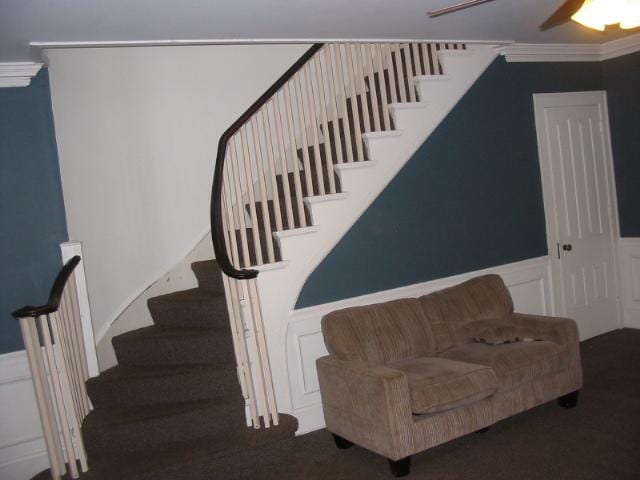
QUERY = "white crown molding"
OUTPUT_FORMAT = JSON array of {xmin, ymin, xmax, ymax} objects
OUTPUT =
[
  {"xmin": 500, "ymin": 33, "xmax": 640, "ymax": 63},
  {"xmin": 499, "ymin": 43, "xmax": 602, "ymax": 62},
  {"xmin": 601, "ymin": 33, "xmax": 640, "ymax": 60},
  {"xmin": 30, "ymin": 38, "xmax": 511, "ymax": 50},
  {"xmin": 0, "ymin": 62, "xmax": 43, "ymax": 88}
]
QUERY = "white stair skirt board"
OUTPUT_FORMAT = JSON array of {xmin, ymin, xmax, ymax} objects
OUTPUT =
[
  {"xmin": 619, "ymin": 238, "xmax": 640, "ymax": 328},
  {"xmin": 288, "ymin": 256, "xmax": 554, "ymax": 434},
  {"xmin": 248, "ymin": 44, "xmax": 500, "ymax": 420}
]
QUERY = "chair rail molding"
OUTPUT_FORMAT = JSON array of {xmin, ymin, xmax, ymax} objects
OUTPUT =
[
  {"xmin": 0, "ymin": 63, "xmax": 43, "ymax": 88},
  {"xmin": 0, "ymin": 350, "xmax": 48, "ymax": 480},
  {"xmin": 286, "ymin": 256, "xmax": 553, "ymax": 434},
  {"xmin": 618, "ymin": 238, "xmax": 640, "ymax": 329},
  {"xmin": 500, "ymin": 33, "xmax": 640, "ymax": 62}
]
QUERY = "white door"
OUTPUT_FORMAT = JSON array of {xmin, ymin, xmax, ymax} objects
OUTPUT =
[{"xmin": 534, "ymin": 91, "xmax": 621, "ymax": 340}]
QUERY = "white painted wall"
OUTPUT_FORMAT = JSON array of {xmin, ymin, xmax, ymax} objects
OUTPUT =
[
  {"xmin": 45, "ymin": 44, "xmax": 310, "ymax": 348},
  {"xmin": 97, "ymin": 232, "xmax": 213, "ymax": 370}
]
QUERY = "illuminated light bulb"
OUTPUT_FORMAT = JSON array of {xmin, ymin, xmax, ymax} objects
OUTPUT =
[
  {"xmin": 620, "ymin": 0, "xmax": 640, "ymax": 29},
  {"xmin": 571, "ymin": 0, "xmax": 640, "ymax": 31}
]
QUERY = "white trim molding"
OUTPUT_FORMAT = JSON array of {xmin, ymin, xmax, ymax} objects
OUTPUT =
[
  {"xmin": 0, "ymin": 351, "xmax": 48, "ymax": 480},
  {"xmin": 0, "ymin": 63, "xmax": 43, "ymax": 88},
  {"xmin": 618, "ymin": 238, "xmax": 640, "ymax": 329},
  {"xmin": 500, "ymin": 33, "xmax": 640, "ymax": 62},
  {"xmin": 601, "ymin": 34, "xmax": 640, "ymax": 60},
  {"xmin": 286, "ymin": 256, "xmax": 553, "ymax": 434}
]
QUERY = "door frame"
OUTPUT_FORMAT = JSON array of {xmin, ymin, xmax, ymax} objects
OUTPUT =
[{"xmin": 533, "ymin": 90, "xmax": 622, "ymax": 328}]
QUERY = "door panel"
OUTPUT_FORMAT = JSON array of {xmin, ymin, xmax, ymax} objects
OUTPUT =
[{"xmin": 535, "ymin": 92, "xmax": 620, "ymax": 340}]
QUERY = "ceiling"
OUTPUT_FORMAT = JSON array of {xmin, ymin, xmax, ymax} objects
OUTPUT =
[{"xmin": 1, "ymin": 0, "xmax": 636, "ymax": 63}]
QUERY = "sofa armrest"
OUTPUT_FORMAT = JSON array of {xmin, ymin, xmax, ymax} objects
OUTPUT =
[
  {"xmin": 509, "ymin": 313, "xmax": 579, "ymax": 347},
  {"xmin": 509, "ymin": 313, "xmax": 583, "ymax": 389},
  {"xmin": 316, "ymin": 356, "xmax": 414, "ymax": 460}
]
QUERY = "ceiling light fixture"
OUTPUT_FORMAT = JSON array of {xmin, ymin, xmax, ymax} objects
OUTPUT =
[{"xmin": 571, "ymin": 0, "xmax": 640, "ymax": 31}]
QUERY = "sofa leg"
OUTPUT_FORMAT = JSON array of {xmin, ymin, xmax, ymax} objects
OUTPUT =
[
  {"xmin": 332, "ymin": 433, "xmax": 354, "ymax": 450},
  {"xmin": 475, "ymin": 427, "xmax": 490, "ymax": 434},
  {"xmin": 558, "ymin": 390, "xmax": 580, "ymax": 408},
  {"xmin": 388, "ymin": 457, "xmax": 411, "ymax": 477}
]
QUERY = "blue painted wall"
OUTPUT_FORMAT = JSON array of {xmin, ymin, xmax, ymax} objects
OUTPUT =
[
  {"xmin": 603, "ymin": 51, "xmax": 640, "ymax": 237},
  {"xmin": 296, "ymin": 57, "xmax": 605, "ymax": 308},
  {"xmin": 0, "ymin": 70, "xmax": 68, "ymax": 354}
]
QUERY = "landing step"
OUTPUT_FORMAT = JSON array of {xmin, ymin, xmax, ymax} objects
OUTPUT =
[
  {"xmin": 84, "ymin": 414, "xmax": 298, "ymax": 480},
  {"xmin": 84, "ymin": 398, "xmax": 245, "ymax": 461}
]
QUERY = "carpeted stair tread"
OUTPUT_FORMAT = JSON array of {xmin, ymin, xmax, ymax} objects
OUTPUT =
[
  {"xmin": 147, "ymin": 288, "xmax": 228, "ymax": 328},
  {"xmin": 85, "ymin": 414, "xmax": 298, "ymax": 480},
  {"xmin": 83, "ymin": 398, "xmax": 245, "ymax": 461},
  {"xmin": 112, "ymin": 325, "xmax": 235, "ymax": 367},
  {"xmin": 86, "ymin": 363, "xmax": 239, "ymax": 408},
  {"xmin": 190, "ymin": 260, "xmax": 225, "ymax": 293}
]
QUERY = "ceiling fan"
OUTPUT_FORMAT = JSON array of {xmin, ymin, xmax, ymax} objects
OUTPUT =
[{"xmin": 427, "ymin": 0, "xmax": 640, "ymax": 31}]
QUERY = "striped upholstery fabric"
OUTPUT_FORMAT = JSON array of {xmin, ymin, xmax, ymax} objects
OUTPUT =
[
  {"xmin": 418, "ymin": 274, "xmax": 514, "ymax": 353},
  {"xmin": 321, "ymin": 298, "xmax": 436, "ymax": 364},
  {"xmin": 441, "ymin": 340, "xmax": 567, "ymax": 389},
  {"xmin": 389, "ymin": 357, "xmax": 498, "ymax": 414},
  {"xmin": 316, "ymin": 274, "xmax": 583, "ymax": 462}
]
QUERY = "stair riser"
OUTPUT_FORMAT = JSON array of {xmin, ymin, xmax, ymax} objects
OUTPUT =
[
  {"xmin": 85, "ymin": 404, "xmax": 246, "ymax": 462},
  {"xmin": 148, "ymin": 296, "xmax": 229, "ymax": 329},
  {"xmin": 87, "ymin": 370, "xmax": 240, "ymax": 409},
  {"xmin": 112, "ymin": 332, "xmax": 236, "ymax": 367},
  {"xmin": 190, "ymin": 262, "xmax": 225, "ymax": 293}
]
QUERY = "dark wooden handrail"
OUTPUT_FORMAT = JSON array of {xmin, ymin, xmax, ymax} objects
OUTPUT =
[
  {"xmin": 210, "ymin": 43, "xmax": 324, "ymax": 279},
  {"xmin": 12, "ymin": 256, "xmax": 81, "ymax": 318}
]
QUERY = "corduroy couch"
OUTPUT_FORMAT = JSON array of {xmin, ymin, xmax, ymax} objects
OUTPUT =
[{"xmin": 316, "ymin": 274, "xmax": 582, "ymax": 477}]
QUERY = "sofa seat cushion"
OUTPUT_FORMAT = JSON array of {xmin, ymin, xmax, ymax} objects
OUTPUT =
[
  {"xmin": 441, "ymin": 341, "xmax": 567, "ymax": 390},
  {"xmin": 388, "ymin": 357, "xmax": 498, "ymax": 414}
]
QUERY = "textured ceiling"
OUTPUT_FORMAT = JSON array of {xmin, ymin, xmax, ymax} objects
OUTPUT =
[{"xmin": 0, "ymin": 0, "xmax": 637, "ymax": 62}]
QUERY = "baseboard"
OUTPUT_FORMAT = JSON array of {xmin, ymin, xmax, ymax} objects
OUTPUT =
[
  {"xmin": 287, "ymin": 256, "xmax": 552, "ymax": 434},
  {"xmin": 618, "ymin": 238, "xmax": 640, "ymax": 328},
  {"xmin": 0, "ymin": 350, "xmax": 48, "ymax": 480}
]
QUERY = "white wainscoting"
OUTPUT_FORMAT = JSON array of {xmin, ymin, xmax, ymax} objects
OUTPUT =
[
  {"xmin": 619, "ymin": 238, "xmax": 640, "ymax": 329},
  {"xmin": 286, "ymin": 256, "xmax": 553, "ymax": 434},
  {"xmin": 0, "ymin": 350, "xmax": 48, "ymax": 480}
]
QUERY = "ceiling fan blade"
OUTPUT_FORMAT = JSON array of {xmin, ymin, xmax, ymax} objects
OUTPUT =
[
  {"xmin": 539, "ymin": 0, "xmax": 585, "ymax": 31},
  {"xmin": 427, "ymin": 0, "xmax": 495, "ymax": 18}
]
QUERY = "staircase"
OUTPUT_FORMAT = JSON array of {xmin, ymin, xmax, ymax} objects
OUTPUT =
[
  {"xmin": 33, "ymin": 260, "xmax": 297, "ymax": 480},
  {"xmin": 210, "ymin": 42, "xmax": 499, "ymax": 418},
  {"xmin": 33, "ymin": 41, "xmax": 499, "ymax": 478}
]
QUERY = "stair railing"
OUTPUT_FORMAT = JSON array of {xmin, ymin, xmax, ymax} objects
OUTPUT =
[
  {"xmin": 210, "ymin": 41, "xmax": 465, "ymax": 429},
  {"xmin": 13, "ymin": 256, "xmax": 92, "ymax": 479}
]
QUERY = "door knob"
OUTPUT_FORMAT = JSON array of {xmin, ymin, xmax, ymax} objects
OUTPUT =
[{"xmin": 562, "ymin": 244, "xmax": 573, "ymax": 252}]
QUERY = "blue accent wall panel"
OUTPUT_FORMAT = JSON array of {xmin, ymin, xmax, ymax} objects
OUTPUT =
[
  {"xmin": 603, "ymin": 51, "xmax": 640, "ymax": 237},
  {"xmin": 296, "ymin": 57, "xmax": 604, "ymax": 308},
  {"xmin": 0, "ymin": 70, "xmax": 68, "ymax": 354}
]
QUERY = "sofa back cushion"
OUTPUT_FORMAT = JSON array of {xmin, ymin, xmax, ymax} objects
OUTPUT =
[
  {"xmin": 418, "ymin": 274, "xmax": 514, "ymax": 353},
  {"xmin": 321, "ymin": 298, "xmax": 436, "ymax": 364}
]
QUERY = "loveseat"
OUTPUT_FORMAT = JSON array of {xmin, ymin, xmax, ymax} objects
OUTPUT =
[{"xmin": 316, "ymin": 274, "xmax": 582, "ymax": 477}]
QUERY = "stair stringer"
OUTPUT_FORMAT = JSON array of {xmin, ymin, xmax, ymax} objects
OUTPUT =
[{"xmin": 250, "ymin": 45, "xmax": 500, "ymax": 415}]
